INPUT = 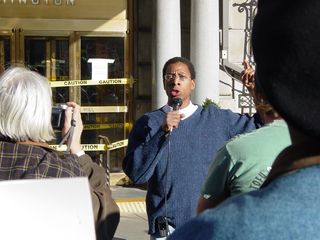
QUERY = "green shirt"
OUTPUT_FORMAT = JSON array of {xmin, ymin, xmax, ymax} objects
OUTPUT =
[{"xmin": 201, "ymin": 120, "xmax": 291, "ymax": 199}]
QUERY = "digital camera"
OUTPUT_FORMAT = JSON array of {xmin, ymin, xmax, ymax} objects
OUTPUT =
[{"xmin": 51, "ymin": 104, "xmax": 67, "ymax": 130}]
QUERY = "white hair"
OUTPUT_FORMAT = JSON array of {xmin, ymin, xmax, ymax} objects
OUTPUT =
[{"xmin": 0, "ymin": 67, "xmax": 55, "ymax": 142}]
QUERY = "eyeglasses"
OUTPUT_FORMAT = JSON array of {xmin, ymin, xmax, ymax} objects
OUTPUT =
[{"xmin": 164, "ymin": 72, "xmax": 190, "ymax": 82}]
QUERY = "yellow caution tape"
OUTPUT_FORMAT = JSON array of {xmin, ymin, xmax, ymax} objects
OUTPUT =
[
  {"xmin": 49, "ymin": 139, "xmax": 128, "ymax": 152},
  {"xmin": 49, "ymin": 78, "xmax": 134, "ymax": 87},
  {"xmin": 83, "ymin": 123, "xmax": 131, "ymax": 130},
  {"xmin": 49, "ymin": 144, "xmax": 105, "ymax": 152},
  {"xmin": 106, "ymin": 139, "xmax": 128, "ymax": 150},
  {"xmin": 80, "ymin": 106, "xmax": 128, "ymax": 113}
]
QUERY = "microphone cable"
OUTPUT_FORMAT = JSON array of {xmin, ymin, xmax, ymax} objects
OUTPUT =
[
  {"xmin": 163, "ymin": 130, "xmax": 172, "ymax": 237},
  {"xmin": 162, "ymin": 97, "xmax": 182, "ymax": 237}
]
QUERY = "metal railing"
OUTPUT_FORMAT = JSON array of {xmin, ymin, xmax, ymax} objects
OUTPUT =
[{"xmin": 221, "ymin": 0, "xmax": 258, "ymax": 115}]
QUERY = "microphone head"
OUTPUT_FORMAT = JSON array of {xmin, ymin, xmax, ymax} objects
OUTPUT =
[{"xmin": 170, "ymin": 97, "xmax": 183, "ymax": 110}]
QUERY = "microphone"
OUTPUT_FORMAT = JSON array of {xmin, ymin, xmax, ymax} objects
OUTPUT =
[
  {"xmin": 170, "ymin": 97, "xmax": 182, "ymax": 111},
  {"xmin": 169, "ymin": 97, "xmax": 182, "ymax": 132}
]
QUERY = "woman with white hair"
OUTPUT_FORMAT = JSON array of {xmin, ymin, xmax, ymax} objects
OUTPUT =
[{"xmin": 0, "ymin": 67, "xmax": 119, "ymax": 240}]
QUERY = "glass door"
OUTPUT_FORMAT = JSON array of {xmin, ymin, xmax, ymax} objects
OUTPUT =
[
  {"xmin": 0, "ymin": 35, "xmax": 11, "ymax": 74},
  {"xmin": 80, "ymin": 36, "xmax": 127, "ymax": 171},
  {"xmin": 1, "ymin": 30, "xmax": 131, "ymax": 172},
  {"xmin": 24, "ymin": 36, "xmax": 70, "ymax": 104}
]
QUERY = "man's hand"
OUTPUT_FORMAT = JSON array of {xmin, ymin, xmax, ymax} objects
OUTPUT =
[
  {"xmin": 162, "ymin": 111, "xmax": 184, "ymax": 132},
  {"xmin": 241, "ymin": 60, "xmax": 255, "ymax": 94}
]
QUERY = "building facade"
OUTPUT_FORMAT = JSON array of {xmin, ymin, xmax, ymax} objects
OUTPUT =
[
  {"xmin": 0, "ymin": 0, "xmax": 256, "ymax": 172},
  {"xmin": 0, "ymin": 0, "xmax": 131, "ymax": 171}
]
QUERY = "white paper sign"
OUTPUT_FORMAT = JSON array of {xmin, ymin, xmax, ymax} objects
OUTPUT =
[{"xmin": 88, "ymin": 58, "xmax": 115, "ymax": 80}]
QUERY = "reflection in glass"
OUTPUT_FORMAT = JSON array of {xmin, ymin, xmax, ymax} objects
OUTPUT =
[
  {"xmin": 0, "ymin": 36, "xmax": 11, "ymax": 73},
  {"xmin": 81, "ymin": 37, "xmax": 126, "ymax": 170},
  {"xmin": 24, "ymin": 37, "xmax": 69, "ymax": 104},
  {"xmin": 81, "ymin": 37, "xmax": 124, "ymax": 106}
]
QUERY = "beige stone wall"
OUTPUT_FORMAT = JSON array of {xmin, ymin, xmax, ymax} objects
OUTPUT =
[
  {"xmin": 218, "ymin": 0, "xmax": 257, "ymax": 113},
  {"xmin": 228, "ymin": 0, "xmax": 248, "ymax": 66}
]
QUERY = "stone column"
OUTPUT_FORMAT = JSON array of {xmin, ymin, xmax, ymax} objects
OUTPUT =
[
  {"xmin": 152, "ymin": 0, "xmax": 181, "ymax": 109},
  {"xmin": 190, "ymin": 0, "xmax": 220, "ymax": 105}
]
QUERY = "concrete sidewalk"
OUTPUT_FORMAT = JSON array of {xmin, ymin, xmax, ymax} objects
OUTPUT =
[
  {"xmin": 113, "ymin": 211, "xmax": 148, "ymax": 240},
  {"xmin": 111, "ymin": 173, "xmax": 149, "ymax": 240}
]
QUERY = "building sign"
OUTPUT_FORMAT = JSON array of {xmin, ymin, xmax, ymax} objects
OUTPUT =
[
  {"xmin": 0, "ymin": 0, "xmax": 75, "ymax": 5},
  {"xmin": 0, "ymin": 0, "xmax": 126, "ymax": 21}
]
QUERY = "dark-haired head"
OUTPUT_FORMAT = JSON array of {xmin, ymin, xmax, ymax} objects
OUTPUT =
[
  {"xmin": 162, "ymin": 57, "xmax": 196, "ymax": 80},
  {"xmin": 252, "ymin": 0, "xmax": 320, "ymax": 138}
]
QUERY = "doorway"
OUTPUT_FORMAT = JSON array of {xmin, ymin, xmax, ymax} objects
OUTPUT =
[{"xmin": 0, "ymin": 29, "xmax": 129, "ymax": 171}]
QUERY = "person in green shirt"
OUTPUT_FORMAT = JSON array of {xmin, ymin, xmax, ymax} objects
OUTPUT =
[{"xmin": 197, "ymin": 62, "xmax": 291, "ymax": 213}]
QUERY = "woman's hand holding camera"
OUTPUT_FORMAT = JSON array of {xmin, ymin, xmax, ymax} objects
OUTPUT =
[{"xmin": 62, "ymin": 102, "xmax": 83, "ymax": 155}]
